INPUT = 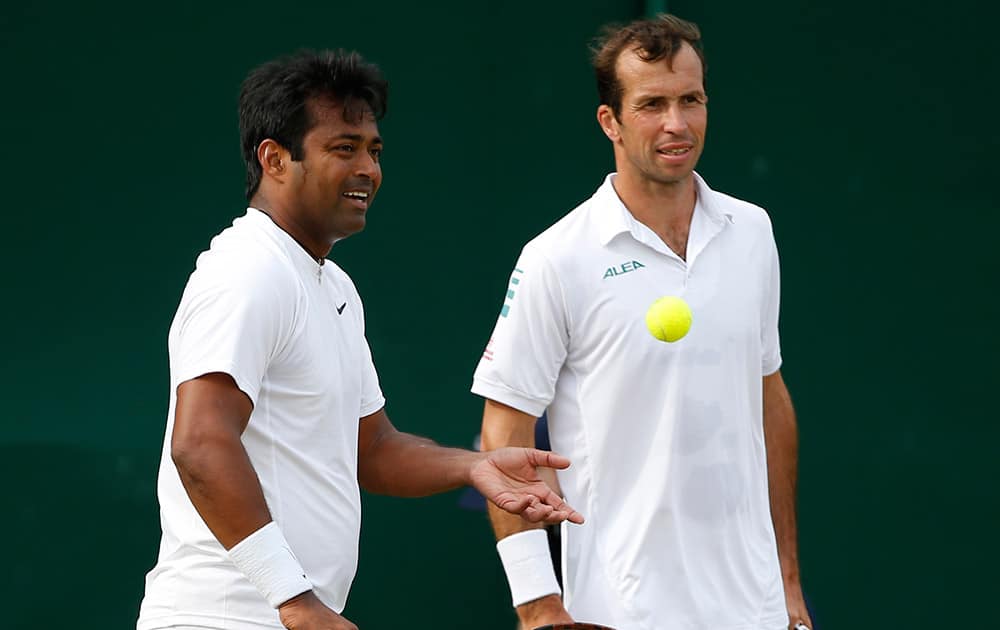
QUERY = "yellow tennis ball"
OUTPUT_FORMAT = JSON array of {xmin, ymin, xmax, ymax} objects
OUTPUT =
[{"xmin": 645, "ymin": 296, "xmax": 692, "ymax": 342}]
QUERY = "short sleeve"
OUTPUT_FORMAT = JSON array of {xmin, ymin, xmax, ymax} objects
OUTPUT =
[
  {"xmin": 471, "ymin": 245, "xmax": 569, "ymax": 417},
  {"xmin": 358, "ymin": 337, "xmax": 385, "ymax": 417},
  {"xmin": 344, "ymin": 276, "xmax": 385, "ymax": 418},
  {"xmin": 761, "ymin": 221, "xmax": 783, "ymax": 375},
  {"xmin": 170, "ymin": 262, "xmax": 296, "ymax": 405}
]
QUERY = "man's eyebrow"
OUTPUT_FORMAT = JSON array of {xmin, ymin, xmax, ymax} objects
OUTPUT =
[{"xmin": 327, "ymin": 133, "xmax": 382, "ymax": 144}]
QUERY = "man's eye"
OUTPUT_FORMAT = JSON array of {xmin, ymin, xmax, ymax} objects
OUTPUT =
[
  {"xmin": 336, "ymin": 144, "xmax": 355, "ymax": 153},
  {"xmin": 370, "ymin": 148, "xmax": 382, "ymax": 159}
]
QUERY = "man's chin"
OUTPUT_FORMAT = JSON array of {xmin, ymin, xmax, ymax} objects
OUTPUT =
[
  {"xmin": 646, "ymin": 172, "xmax": 693, "ymax": 187},
  {"xmin": 330, "ymin": 217, "xmax": 367, "ymax": 243}
]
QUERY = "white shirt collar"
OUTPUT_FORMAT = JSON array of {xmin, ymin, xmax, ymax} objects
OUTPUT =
[
  {"xmin": 594, "ymin": 172, "xmax": 732, "ymax": 247},
  {"xmin": 245, "ymin": 207, "xmax": 327, "ymax": 279}
]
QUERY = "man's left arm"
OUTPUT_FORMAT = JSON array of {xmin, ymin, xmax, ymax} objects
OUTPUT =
[
  {"xmin": 356, "ymin": 408, "xmax": 583, "ymax": 526},
  {"xmin": 763, "ymin": 370, "xmax": 813, "ymax": 630}
]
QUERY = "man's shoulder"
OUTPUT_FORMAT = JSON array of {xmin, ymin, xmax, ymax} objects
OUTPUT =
[
  {"xmin": 698, "ymin": 182, "xmax": 778, "ymax": 251},
  {"xmin": 702, "ymin": 182, "xmax": 774, "ymax": 232},
  {"xmin": 187, "ymin": 219, "xmax": 301, "ymax": 301},
  {"xmin": 322, "ymin": 259, "xmax": 353, "ymax": 285},
  {"xmin": 523, "ymin": 192, "xmax": 604, "ymax": 263}
]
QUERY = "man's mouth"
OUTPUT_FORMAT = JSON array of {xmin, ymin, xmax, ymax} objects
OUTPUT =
[
  {"xmin": 342, "ymin": 190, "xmax": 373, "ymax": 209},
  {"xmin": 658, "ymin": 146, "xmax": 692, "ymax": 156}
]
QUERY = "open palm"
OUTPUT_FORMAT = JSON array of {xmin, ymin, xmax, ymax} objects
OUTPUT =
[{"xmin": 470, "ymin": 447, "xmax": 584, "ymax": 525}]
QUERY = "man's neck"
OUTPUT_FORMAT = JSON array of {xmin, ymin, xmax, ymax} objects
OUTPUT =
[
  {"xmin": 612, "ymin": 170, "xmax": 697, "ymax": 259},
  {"xmin": 249, "ymin": 195, "xmax": 330, "ymax": 261}
]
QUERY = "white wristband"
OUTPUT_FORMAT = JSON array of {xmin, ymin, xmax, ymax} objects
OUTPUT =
[
  {"xmin": 227, "ymin": 521, "xmax": 312, "ymax": 608},
  {"xmin": 496, "ymin": 529, "xmax": 561, "ymax": 607}
]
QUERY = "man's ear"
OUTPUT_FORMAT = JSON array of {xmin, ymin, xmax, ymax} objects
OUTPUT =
[
  {"xmin": 257, "ymin": 139, "xmax": 291, "ymax": 182},
  {"xmin": 597, "ymin": 105, "xmax": 621, "ymax": 143}
]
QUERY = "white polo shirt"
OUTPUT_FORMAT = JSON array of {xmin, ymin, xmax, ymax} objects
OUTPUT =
[
  {"xmin": 472, "ymin": 173, "xmax": 788, "ymax": 630},
  {"xmin": 138, "ymin": 208, "xmax": 385, "ymax": 630}
]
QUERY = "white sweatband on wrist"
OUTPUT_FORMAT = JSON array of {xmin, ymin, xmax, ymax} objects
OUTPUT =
[
  {"xmin": 496, "ymin": 529, "xmax": 561, "ymax": 607},
  {"xmin": 227, "ymin": 521, "xmax": 312, "ymax": 608}
]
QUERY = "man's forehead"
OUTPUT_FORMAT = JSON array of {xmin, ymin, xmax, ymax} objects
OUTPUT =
[
  {"xmin": 616, "ymin": 45, "xmax": 705, "ymax": 95},
  {"xmin": 306, "ymin": 96, "xmax": 381, "ymax": 135},
  {"xmin": 307, "ymin": 95, "xmax": 376, "ymax": 121}
]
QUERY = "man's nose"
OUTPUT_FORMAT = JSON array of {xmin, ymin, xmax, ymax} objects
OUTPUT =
[
  {"xmin": 355, "ymin": 151, "xmax": 379, "ymax": 178},
  {"xmin": 661, "ymin": 104, "xmax": 689, "ymax": 133}
]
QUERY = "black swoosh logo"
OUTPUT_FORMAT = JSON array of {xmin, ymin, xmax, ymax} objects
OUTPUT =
[{"xmin": 337, "ymin": 302, "xmax": 347, "ymax": 315}]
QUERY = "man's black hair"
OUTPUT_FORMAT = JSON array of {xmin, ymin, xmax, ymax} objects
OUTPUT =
[{"xmin": 239, "ymin": 49, "xmax": 388, "ymax": 200}]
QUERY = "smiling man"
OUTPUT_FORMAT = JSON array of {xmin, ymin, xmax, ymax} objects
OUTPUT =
[
  {"xmin": 474, "ymin": 15, "xmax": 811, "ymax": 630},
  {"xmin": 136, "ymin": 50, "xmax": 582, "ymax": 630}
]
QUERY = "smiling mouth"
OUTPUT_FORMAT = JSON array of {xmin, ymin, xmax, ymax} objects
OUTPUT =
[
  {"xmin": 342, "ymin": 190, "xmax": 372, "ymax": 208},
  {"xmin": 658, "ymin": 147, "xmax": 692, "ymax": 156}
]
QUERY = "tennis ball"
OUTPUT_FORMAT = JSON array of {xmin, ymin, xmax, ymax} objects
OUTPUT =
[{"xmin": 645, "ymin": 296, "xmax": 692, "ymax": 342}]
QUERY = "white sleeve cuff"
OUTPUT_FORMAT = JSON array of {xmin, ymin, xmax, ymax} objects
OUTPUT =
[{"xmin": 471, "ymin": 378, "xmax": 549, "ymax": 418}]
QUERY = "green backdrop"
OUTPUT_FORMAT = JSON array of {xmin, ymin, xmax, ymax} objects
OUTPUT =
[{"xmin": 2, "ymin": 1, "xmax": 996, "ymax": 628}]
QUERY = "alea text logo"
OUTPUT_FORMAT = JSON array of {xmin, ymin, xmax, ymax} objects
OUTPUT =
[{"xmin": 603, "ymin": 260, "xmax": 646, "ymax": 279}]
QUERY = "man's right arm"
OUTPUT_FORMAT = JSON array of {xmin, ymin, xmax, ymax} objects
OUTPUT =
[
  {"xmin": 172, "ymin": 373, "xmax": 268, "ymax": 546},
  {"xmin": 481, "ymin": 399, "xmax": 574, "ymax": 628},
  {"xmin": 172, "ymin": 372, "xmax": 357, "ymax": 630}
]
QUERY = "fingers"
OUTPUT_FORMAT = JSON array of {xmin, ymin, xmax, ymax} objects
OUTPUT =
[
  {"xmin": 506, "ymin": 496, "xmax": 584, "ymax": 524},
  {"xmin": 543, "ymin": 496, "xmax": 585, "ymax": 525},
  {"xmin": 537, "ymin": 487, "xmax": 585, "ymax": 524},
  {"xmin": 520, "ymin": 450, "xmax": 585, "ymax": 523},
  {"xmin": 522, "ymin": 499, "xmax": 555, "ymax": 523},
  {"xmin": 788, "ymin": 606, "xmax": 812, "ymax": 630},
  {"xmin": 277, "ymin": 590, "xmax": 359, "ymax": 629},
  {"xmin": 527, "ymin": 448, "xmax": 571, "ymax": 470},
  {"xmin": 553, "ymin": 507, "xmax": 585, "ymax": 525},
  {"xmin": 499, "ymin": 493, "xmax": 533, "ymax": 515},
  {"xmin": 503, "ymin": 491, "xmax": 582, "ymax": 525}
]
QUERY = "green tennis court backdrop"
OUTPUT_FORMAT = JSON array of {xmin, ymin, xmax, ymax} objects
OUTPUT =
[{"xmin": 1, "ymin": 1, "xmax": 996, "ymax": 628}]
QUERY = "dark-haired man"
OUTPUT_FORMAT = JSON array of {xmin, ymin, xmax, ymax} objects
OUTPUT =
[
  {"xmin": 474, "ymin": 15, "xmax": 811, "ymax": 630},
  {"xmin": 136, "ymin": 50, "xmax": 582, "ymax": 630}
]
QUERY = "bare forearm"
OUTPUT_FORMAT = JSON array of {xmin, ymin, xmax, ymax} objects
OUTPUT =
[
  {"xmin": 763, "ymin": 371, "xmax": 801, "ymax": 581},
  {"xmin": 356, "ymin": 408, "xmax": 578, "ymax": 523},
  {"xmin": 173, "ymin": 433, "xmax": 271, "ymax": 549},
  {"xmin": 172, "ymin": 374, "xmax": 271, "ymax": 550},
  {"xmin": 481, "ymin": 401, "xmax": 564, "ymax": 624},
  {"xmin": 359, "ymin": 430, "xmax": 482, "ymax": 496},
  {"xmin": 484, "ymin": 474, "xmax": 552, "ymax": 625},
  {"xmin": 481, "ymin": 401, "xmax": 546, "ymax": 540}
]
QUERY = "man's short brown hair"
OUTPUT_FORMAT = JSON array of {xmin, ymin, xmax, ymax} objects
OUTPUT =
[{"xmin": 592, "ymin": 14, "xmax": 706, "ymax": 120}]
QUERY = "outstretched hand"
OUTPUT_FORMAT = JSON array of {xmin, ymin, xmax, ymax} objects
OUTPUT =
[{"xmin": 470, "ymin": 447, "xmax": 584, "ymax": 525}]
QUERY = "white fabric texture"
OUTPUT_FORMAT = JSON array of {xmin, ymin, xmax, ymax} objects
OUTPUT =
[
  {"xmin": 496, "ymin": 529, "xmax": 562, "ymax": 606},
  {"xmin": 226, "ymin": 522, "xmax": 312, "ymax": 609},
  {"xmin": 138, "ymin": 208, "xmax": 385, "ymax": 630},
  {"xmin": 473, "ymin": 173, "xmax": 788, "ymax": 630}
]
